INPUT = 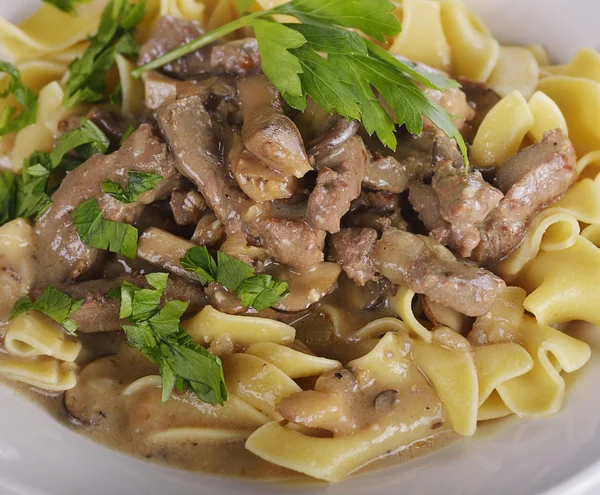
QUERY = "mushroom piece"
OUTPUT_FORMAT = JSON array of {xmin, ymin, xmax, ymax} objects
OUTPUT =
[
  {"xmin": 137, "ymin": 227, "xmax": 197, "ymax": 279},
  {"xmin": 191, "ymin": 212, "xmax": 225, "ymax": 247},
  {"xmin": 260, "ymin": 262, "xmax": 342, "ymax": 312},
  {"xmin": 422, "ymin": 296, "xmax": 474, "ymax": 336}
]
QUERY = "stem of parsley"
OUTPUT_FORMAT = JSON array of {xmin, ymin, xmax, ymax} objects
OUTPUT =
[{"xmin": 132, "ymin": 10, "xmax": 271, "ymax": 77}]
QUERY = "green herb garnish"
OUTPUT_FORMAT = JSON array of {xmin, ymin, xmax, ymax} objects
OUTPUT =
[
  {"xmin": 132, "ymin": 0, "xmax": 468, "ymax": 164},
  {"xmin": 50, "ymin": 118, "xmax": 110, "ymax": 168},
  {"xmin": 64, "ymin": 0, "xmax": 146, "ymax": 107},
  {"xmin": 42, "ymin": 0, "xmax": 91, "ymax": 15},
  {"xmin": 9, "ymin": 286, "xmax": 84, "ymax": 335},
  {"xmin": 0, "ymin": 170, "xmax": 17, "ymax": 227},
  {"xmin": 0, "ymin": 62, "xmax": 38, "ymax": 137},
  {"xmin": 102, "ymin": 170, "xmax": 163, "ymax": 203},
  {"xmin": 181, "ymin": 247, "xmax": 289, "ymax": 311},
  {"xmin": 71, "ymin": 198, "xmax": 138, "ymax": 258},
  {"xmin": 115, "ymin": 272, "xmax": 228, "ymax": 404}
]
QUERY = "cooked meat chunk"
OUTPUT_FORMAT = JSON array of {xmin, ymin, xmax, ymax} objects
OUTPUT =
[
  {"xmin": 210, "ymin": 38, "xmax": 260, "ymax": 75},
  {"xmin": 170, "ymin": 189, "xmax": 206, "ymax": 226},
  {"xmin": 306, "ymin": 136, "xmax": 369, "ymax": 233},
  {"xmin": 238, "ymin": 74, "xmax": 311, "ymax": 178},
  {"xmin": 307, "ymin": 115, "xmax": 360, "ymax": 164},
  {"xmin": 192, "ymin": 212, "xmax": 225, "ymax": 247},
  {"xmin": 411, "ymin": 138, "xmax": 503, "ymax": 258},
  {"xmin": 86, "ymin": 108, "xmax": 131, "ymax": 148},
  {"xmin": 40, "ymin": 275, "xmax": 207, "ymax": 333},
  {"xmin": 157, "ymin": 94, "xmax": 324, "ymax": 270},
  {"xmin": 472, "ymin": 129, "xmax": 577, "ymax": 263},
  {"xmin": 34, "ymin": 125, "xmax": 179, "ymax": 287},
  {"xmin": 374, "ymin": 229, "xmax": 505, "ymax": 316},
  {"xmin": 138, "ymin": 16, "xmax": 212, "ymax": 78},
  {"xmin": 327, "ymin": 228, "xmax": 379, "ymax": 286},
  {"xmin": 423, "ymin": 87, "xmax": 475, "ymax": 134},
  {"xmin": 353, "ymin": 190, "xmax": 400, "ymax": 214},
  {"xmin": 142, "ymin": 70, "xmax": 179, "ymax": 111},
  {"xmin": 363, "ymin": 132, "xmax": 434, "ymax": 193}
]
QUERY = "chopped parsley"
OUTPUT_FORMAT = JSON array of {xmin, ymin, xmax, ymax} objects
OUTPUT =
[
  {"xmin": 71, "ymin": 198, "xmax": 138, "ymax": 258},
  {"xmin": 42, "ymin": 0, "xmax": 91, "ymax": 15},
  {"xmin": 9, "ymin": 286, "xmax": 84, "ymax": 335},
  {"xmin": 64, "ymin": 0, "xmax": 146, "ymax": 107},
  {"xmin": 181, "ymin": 247, "xmax": 289, "ymax": 311},
  {"xmin": 0, "ymin": 62, "xmax": 38, "ymax": 137},
  {"xmin": 115, "ymin": 273, "xmax": 228, "ymax": 404},
  {"xmin": 102, "ymin": 170, "xmax": 163, "ymax": 203}
]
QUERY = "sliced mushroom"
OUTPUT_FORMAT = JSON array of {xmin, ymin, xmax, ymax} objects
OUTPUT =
[
  {"xmin": 260, "ymin": 262, "xmax": 342, "ymax": 312},
  {"xmin": 191, "ymin": 212, "xmax": 225, "ymax": 247},
  {"xmin": 422, "ymin": 296, "xmax": 474, "ymax": 336}
]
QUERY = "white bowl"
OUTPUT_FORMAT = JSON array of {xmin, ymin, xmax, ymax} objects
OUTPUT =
[{"xmin": 2, "ymin": 1, "xmax": 600, "ymax": 494}]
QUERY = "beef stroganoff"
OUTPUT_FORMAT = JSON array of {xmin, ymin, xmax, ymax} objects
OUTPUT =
[{"xmin": 0, "ymin": 0, "xmax": 599, "ymax": 483}]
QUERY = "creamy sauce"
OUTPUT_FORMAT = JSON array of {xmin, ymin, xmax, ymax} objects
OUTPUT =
[{"xmin": 0, "ymin": 278, "xmax": 459, "ymax": 481}]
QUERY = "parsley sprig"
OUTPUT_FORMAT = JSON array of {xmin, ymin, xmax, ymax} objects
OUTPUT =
[
  {"xmin": 115, "ymin": 273, "xmax": 228, "ymax": 404},
  {"xmin": 64, "ymin": 0, "xmax": 145, "ymax": 107},
  {"xmin": 10, "ymin": 286, "xmax": 84, "ymax": 335},
  {"xmin": 180, "ymin": 247, "xmax": 289, "ymax": 311},
  {"xmin": 133, "ymin": 0, "xmax": 467, "ymax": 163},
  {"xmin": 0, "ymin": 62, "xmax": 38, "ymax": 137},
  {"xmin": 42, "ymin": 0, "xmax": 91, "ymax": 15},
  {"xmin": 102, "ymin": 170, "xmax": 163, "ymax": 203}
]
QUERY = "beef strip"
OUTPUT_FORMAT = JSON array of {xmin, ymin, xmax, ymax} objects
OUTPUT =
[
  {"xmin": 306, "ymin": 136, "xmax": 369, "ymax": 233},
  {"xmin": 472, "ymin": 129, "xmax": 577, "ymax": 263},
  {"xmin": 422, "ymin": 87, "xmax": 475, "ymax": 134},
  {"xmin": 238, "ymin": 73, "xmax": 311, "ymax": 178},
  {"xmin": 307, "ymin": 115, "xmax": 360, "ymax": 164},
  {"xmin": 328, "ymin": 228, "xmax": 504, "ymax": 315},
  {"xmin": 34, "ymin": 125, "xmax": 180, "ymax": 287},
  {"xmin": 327, "ymin": 228, "xmax": 379, "ymax": 287},
  {"xmin": 374, "ymin": 229, "xmax": 505, "ymax": 316},
  {"xmin": 170, "ymin": 189, "xmax": 207, "ymax": 226},
  {"xmin": 138, "ymin": 16, "xmax": 213, "ymax": 78},
  {"xmin": 210, "ymin": 38, "xmax": 260, "ymax": 75},
  {"xmin": 410, "ymin": 137, "xmax": 503, "ymax": 258},
  {"xmin": 35, "ymin": 275, "xmax": 207, "ymax": 333},
  {"xmin": 157, "ymin": 94, "xmax": 325, "ymax": 269},
  {"xmin": 86, "ymin": 108, "xmax": 132, "ymax": 148},
  {"xmin": 362, "ymin": 132, "xmax": 434, "ymax": 193}
]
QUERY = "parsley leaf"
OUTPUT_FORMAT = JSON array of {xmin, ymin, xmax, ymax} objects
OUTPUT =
[
  {"xmin": 9, "ymin": 286, "xmax": 84, "ymax": 335},
  {"xmin": 0, "ymin": 62, "xmax": 38, "ymax": 137},
  {"xmin": 50, "ymin": 118, "xmax": 110, "ymax": 168},
  {"xmin": 180, "ymin": 246, "xmax": 217, "ymax": 285},
  {"xmin": 238, "ymin": 274, "xmax": 290, "ymax": 311},
  {"xmin": 115, "ymin": 273, "xmax": 227, "ymax": 404},
  {"xmin": 64, "ymin": 0, "xmax": 146, "ymax": 107},
  {"xmin": 0, "ymin": 171, "xmax": 17, "ymax": 226},
  {"xmin": 132, "ymin": 0, "xmax": 469, "ymax": 167},
  {"xmin": 102, "ymin": 170, "xmax": 163, "ymax": 203},
  {"xmin": 71, "ymin": 198, "xmax": 138, "ymax": 258},
  {"xmin": 42, "ymin": 0, "xmax": 91, "ymax": 15},
  {"xmin": 180, "ymin": 247, "xmax": 289, "ymax": 310}
]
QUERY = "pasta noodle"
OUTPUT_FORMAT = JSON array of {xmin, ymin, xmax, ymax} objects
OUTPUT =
[
  {"xmin": 470, "ymin": 90, "xmax": 534, "ymax": 167},
  {"xmin": 0, "ymin": 356, "xmax": 77, "ymax": 391},
  {"xmin": 487, "ymin": 46, "xmax": 539, "ymax": 100},
  {"xmin": 182, "ymin": 305, "xmax": 296, "ymax": 348},
  {"xmin": 5, "ymin": 311, "xmax": 81, "ymax": 362},
  {"xmin": 114, "ymin": 54, "xmax": 144, "ymax": 117},
  {"xmin": 388, "ymin": 287, "xmax": 432, "ymax": 342},
  {"xmin": 388, "ymin": 0, "xmax": 451, "ymax": 72},
  {"xmin": 527, "ymin": 90, "xmax": 568, "ymax": 142}
]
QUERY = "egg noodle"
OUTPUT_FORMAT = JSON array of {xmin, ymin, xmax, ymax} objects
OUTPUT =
[{"xmin": 1, "ymin": 0, "xmax": 599, "ymax": 483}]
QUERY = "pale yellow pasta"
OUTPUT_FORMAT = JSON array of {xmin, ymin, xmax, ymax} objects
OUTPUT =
[
  {"xmin": 150, "ymin": 427, "xmax": 254, "ymax": 442},
  {"xmin": 527, "ymin": 91, "xmax": 568, "ymax": 142},
  {"xmin": 245, "ymin": 342, "xmax": 341, "ymax": 379},
  {"xmin": 5, "ymin": 311, "xmax": 81, "ymax": 362},
  {"xmin": 518, "ymin": 236, "xmax": 600, "ymax": 327},
  {"xmin": 411, "ymin": 329, "xmax": 478, "ymax": 436},
  {"xmin": 114, "ymin": 54, "xmax": 144, "ymax": 117},
  {"xmin": 527, "ymin": 43, "xmax": 549, "ymax": 66},
  {"xmin": 439, "ymin": 0, "xmax": 499, "ymax": 81},
  {"xmin": 182, "ymin": 305, "xmax": 296, "ymax": 348},
  {"xmin": 537, "ymin": 76, "xmax": 600, "ymax": 156},
  {"xmin": 11, "ymin": 81, "xmax": 80, "ymax": 172},
  {"xmin": 560, "ymin": 48, "xmax": 600, "ymax": 83},
  {"xmin": 247, "ymin": 333, "xmax": 447, "ymax": 482},
  {"xmin": 388, "ymin": 286, "xmax": 432, "ymax": 342},
  {"xmin": 388, "ymin": 0, "xmax": 451, "ymax": 72},
  {"xmin": 222, "ymin": 353, "xmax": 302, "ymax": 421},
  {"xmin": 0, "ymin": 219, "xmax": 35, "ymax": 320},
  {"xmin": 0, "ymin": 356, "xmax": 77, "ymax": 391},
  {"xmin": 471, "ymin": 90, "xmax": 534, "ymax": 167},
  {"xmin": 487, "ymin": 46, "xmax": 539, "ymax": 100},
  {"xmin": 352, "ymin": 317, "xmax": 410, "ymax": 340},
  {"xmin": 582, "ymin": 224, "xmax": 600, "ymax": 247},
  {"xmin": 477, "ymin": 390, "xmax": 512, "ymax": 421},
  {"xmin": 0, "ymin": 1, "xmax": 105, "ymax": 62}
]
